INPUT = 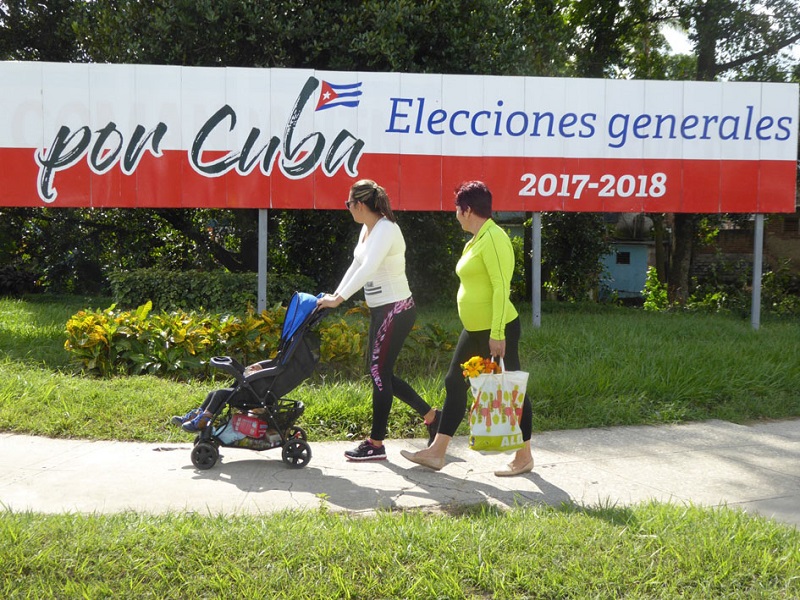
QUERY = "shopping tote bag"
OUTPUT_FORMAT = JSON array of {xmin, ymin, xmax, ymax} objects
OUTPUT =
[{"xmin": 467, "ymin": 359, "xmax": 528, "ymax": 453}]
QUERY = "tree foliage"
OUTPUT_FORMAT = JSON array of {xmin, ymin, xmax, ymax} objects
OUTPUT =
[
  {"xmin": 0, "ymin": 0, "xmax": 573, "ymax": 299},
  {"xmin": 0, "ymin": 0, "xmax": 80, "ymax": 60},
  {"xmin": 564, "ymin": 0, "xmax": 799, "ymax": 305},
  {"xmin": 668, "ymin": 0, "xmax": 800, "ymax": 304},
  {"xmin": 541, "ymin": 212, "xmax": 612, "ymax": 301},
  {"xmin": 1, "ymin": 1, "xmax": 796, "ymax": 304},
  {"xmin": 69, "ymin": 0, "xmax": 570, "ymax": 74}
]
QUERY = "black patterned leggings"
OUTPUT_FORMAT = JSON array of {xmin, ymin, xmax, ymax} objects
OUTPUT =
[{"xmin": 368, "ymin": 297, "xmax": 432, "ymax": 441}]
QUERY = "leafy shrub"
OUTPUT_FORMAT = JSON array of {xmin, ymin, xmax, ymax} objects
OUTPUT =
[
  {"xmin": 318, "ymin": 318, "xmax": 367, "ymax": 374},
  {"xmin": 761, "ymin": 260, "xmax": 800, "ymax": 317},
  {"xmin": 687, "ymin": 255, "xmax": 751, "ymax": 315},
  {"xmin": 643, "ymin": 258, "xmax": 800, "ymax": 318},
  {"xmin": 399, "ymin": 212, "xmax": 462, "ymax": 307},
  {"xmin": 64, "ymin": 306, "xmax": 120, "ymax": 374},
  {"xmin": 542, "ymin": 212, "xmax": 612, "ymax": 301},
  {"xmin": 112, "ymin": 303, "xmax": 219, "ymax": 376},
  {"xmin": 508, "ymin": 230, "xmax": 527, "ymax": 303},
  {"xmin": 66, "ymin": 302, "xmax": 284, "ymax": 378},
  {"xmin": 642, "ymin": 266, "xmax": 668, "ymax": 311},
  {"xmin": 65, "ymin": 298, "xmax": 459, "ymax": 380},
  {"xmin": 686, "ymin": 255, "xmax": 800, "ymax": 318},
  {"xmin": 66, "ymin": 300, "xmax": 374, "ymax": 379},
  {"xmin": 407, "ymin": 322, "xmax": 456, "ymax": 354},
  {"xmin": 108, "ymin": 269, "xmax": 316, "ymax": 312},
  {"xmin": 0, "ymin": 264, "xmax": 38, "ymax": 296}
]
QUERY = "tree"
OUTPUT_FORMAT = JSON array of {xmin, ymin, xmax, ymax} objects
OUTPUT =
[
  {"xmin": 0, "ymin": 0, "xmax": 573, "ymax": 297},
  {"xmin": 548, "ymin": 0, "xmax": 648, "ymax": 299},
  {"xmin": 0, "ymin": 1, "xmax": 120, "ymax": 293},
  {"xmin": 0, "ymin": 0, "xmax": 80, "ymax": 60},
  {"xmin": 541, "ymin": 212, "xmax": 612, "ymax": 301},
  {"xmin": 565, "ymin": 0, "xmax": 799, "ymax": 304},
  {"xmin": 668, "ymin": 0, "xmax": 800, "ymax": 303}
]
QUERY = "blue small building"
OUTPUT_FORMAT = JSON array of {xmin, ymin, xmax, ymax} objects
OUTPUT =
[{"xmin": 600, "ymin": 241, "xmax": 653, "ymax": 300}]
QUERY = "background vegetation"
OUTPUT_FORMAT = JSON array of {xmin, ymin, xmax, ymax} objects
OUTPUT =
[
  {"xmin": 4, "ymin": 503, "xmax": 799, "ymax": 599},
  {"xmin": 3, "ymin": 296, "xmax": 799, "ymax": 443},
  {"xmin": 1, "ymin": 3, "xmax": 799, "ymax": 596},
  {"xmin": 0, "ymin": 0, "xmax": 798, "ymax": 306},
  {"xmin": 1, "ymin": 295, "xmax": 799, "ymax": 598}
]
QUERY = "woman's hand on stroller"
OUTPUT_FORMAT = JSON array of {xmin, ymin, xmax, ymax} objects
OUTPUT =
[{"xmin": 317, "ymin": 293, "xmax": 344, "ymax": 309}]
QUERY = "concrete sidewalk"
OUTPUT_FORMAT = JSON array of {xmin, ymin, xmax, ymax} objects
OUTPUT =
[{"xmin": 2, "ymin": 419, "xmax": 799, "ymax": 527}]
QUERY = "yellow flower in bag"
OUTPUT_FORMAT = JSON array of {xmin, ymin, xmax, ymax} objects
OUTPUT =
[{"xmin": 460, "ymin": 355, "xmax": 501, "ymax": 380}]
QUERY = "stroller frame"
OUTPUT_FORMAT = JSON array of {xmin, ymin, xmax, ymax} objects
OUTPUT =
[{"xmin": 190, "ymin": 292, "xmax": 326, "ymax": 470}]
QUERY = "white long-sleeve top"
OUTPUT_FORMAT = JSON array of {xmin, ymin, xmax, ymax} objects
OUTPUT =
[{"xmin": 334, "ymin": 217, "xmax": 412, "ymax": 307}]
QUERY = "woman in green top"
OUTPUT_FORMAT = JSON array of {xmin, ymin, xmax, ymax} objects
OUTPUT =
[{"xmin": 401, "ymin": 181, "xmax": 533, "ymax": 476}]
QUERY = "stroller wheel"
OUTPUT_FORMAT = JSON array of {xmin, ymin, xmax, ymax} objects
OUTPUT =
[
  {"xmin": 191, "ymin": 442, "xmax": 219, "ymax": 470},
  {"xmin": 287, "ymin": 426, "xmax": 307, "ymax": 441},
  {"xmin": 281, "ymin": 438, "xmax": 311, "ymax": 469}
]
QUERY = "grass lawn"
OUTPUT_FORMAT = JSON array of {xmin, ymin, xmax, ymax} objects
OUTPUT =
[
  {"xmin": 3, "ymin": 503, "xmax": 799, "ymax": 598},
  {"xmin": 1, "ymin": 296, "xmax": 798, "ymax": 443},
  {"xmin": 1, "ymin": 296, "xmax": 798, "ymax": 598}
]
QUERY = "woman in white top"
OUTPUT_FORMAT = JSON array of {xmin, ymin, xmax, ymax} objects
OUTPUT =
[{"xmin": 317, "ymin": 180, "xmax": 440, "ymax": 461}]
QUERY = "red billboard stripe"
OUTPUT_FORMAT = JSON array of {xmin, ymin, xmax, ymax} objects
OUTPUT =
[
  {"xmin": 680, "ymin": 161, "xmax": 721, "ymax": 213},
  {"xmin": 0, "ymin": 146, "xmax": 794, "ymax": 213},
  {"xmin": 396, "ymin": 154, "xmax": 443, "ymax": 211},
  {"xmin": 642, "ymin": 162, "xmax": 683, "ymax": 214},
  {"xmin": 0, "ymin": 148, "xmax": 41, "ymax": 206},
  {"xmin": 134, "ymin": 151, "xmax": 183, "ymax": 208},
  {"xmin": 758, "ymin": 161, "xmax": 798, "ymax": 213},
  {"xmin": 720, "ymin": 161, "xmax": 760, "ymax": 213}
]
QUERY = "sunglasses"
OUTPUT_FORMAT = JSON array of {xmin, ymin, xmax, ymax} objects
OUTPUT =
[{"xmin": 345, "ymin": 199, "xmax": 359, "ymax": 209}]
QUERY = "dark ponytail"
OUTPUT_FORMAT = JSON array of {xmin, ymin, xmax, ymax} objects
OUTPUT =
[{"xmin": 350, "ymin": 179, "xmax": 396, "ymax": 222}]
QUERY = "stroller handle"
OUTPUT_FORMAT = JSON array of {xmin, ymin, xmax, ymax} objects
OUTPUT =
[{"xmin": 210, "ymin": 356, "xmax": 246, "ymax": 381}]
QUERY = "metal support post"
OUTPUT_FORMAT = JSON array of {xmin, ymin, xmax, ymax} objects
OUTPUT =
[
  {"xmin": 258, "ymin": 209, "xmax": 268, "ymax": 313},
  {"xmin": 532, "ymin": 212, "xmax": 542, "ymax": 328},
  {"xmin": 751, "ymin": 213, "xmax": 764, "ymax": 330}
]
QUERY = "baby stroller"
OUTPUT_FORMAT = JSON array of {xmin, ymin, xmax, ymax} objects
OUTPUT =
[{"xmin": 190, "ymin": 291, "xmax": 326, "ymax": 470}]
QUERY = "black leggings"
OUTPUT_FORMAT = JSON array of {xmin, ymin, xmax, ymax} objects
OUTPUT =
[
  {"xmin": 368, "ymin": 297, "xmax": 431, "ymax": 441},
  {"xmin": 437, "ymin": 317, "xmax": 532, "ymax": 441}
]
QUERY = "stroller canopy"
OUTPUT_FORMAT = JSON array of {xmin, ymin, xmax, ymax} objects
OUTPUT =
[{"xmin": 281, "ymin": 292, "xmax": 320, "ymax": 341}]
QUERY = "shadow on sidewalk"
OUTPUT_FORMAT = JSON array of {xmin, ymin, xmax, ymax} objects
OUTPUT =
[{"xmin": 184, "ymin": 449, "xmax": 573, "ymax": 514}]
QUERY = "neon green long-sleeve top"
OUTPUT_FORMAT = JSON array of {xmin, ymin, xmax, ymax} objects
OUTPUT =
[{"xmin": 455, "ymin": 218, "xmax": 518, "ymax": 339}]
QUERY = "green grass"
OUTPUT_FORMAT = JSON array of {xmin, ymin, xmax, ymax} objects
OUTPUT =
[
  {"xmin": 2, "ymin": 503, "xmax": 798, "ymax": 599},
  {"xmin": 1, "ymin": 296, "xmax": 798, "ymax": 443},
  {"xmin": 2, "ymin": 296, "xmax": 799, "ymax": 598},
  {"xmin": 521, "ymin": 306, "xmax": 800, "ymax": 429}
]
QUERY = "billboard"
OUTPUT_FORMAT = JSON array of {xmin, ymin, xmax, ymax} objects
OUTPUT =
[{"xmin": 0, "ymin": 61, "xmax": 797, "ymax": 212}]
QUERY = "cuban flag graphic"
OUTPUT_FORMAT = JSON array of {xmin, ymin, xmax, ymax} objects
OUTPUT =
[{"xmin": 315, "ymin": 80, "xmax": 363, "ymax": 111}]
